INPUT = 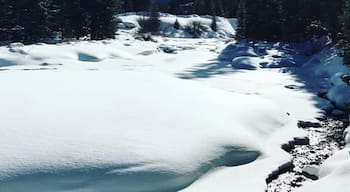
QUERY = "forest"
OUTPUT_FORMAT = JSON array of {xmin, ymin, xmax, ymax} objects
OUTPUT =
[{"xmin": 0, "ymin": 0, "xmax": 349, "ymax": 49}]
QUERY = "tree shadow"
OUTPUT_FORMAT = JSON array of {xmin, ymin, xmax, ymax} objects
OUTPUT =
[{"xmin": 177, "ymin": 59, "xmax": 240, "ymax": 79}]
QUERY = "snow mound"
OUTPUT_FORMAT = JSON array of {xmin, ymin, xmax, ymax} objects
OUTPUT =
[
  {"xmin": 118, "ymin": 13, "xmax": 235, "ymax": 39},
  {"xmin": 231, "ymin": 57, "xmax": 261, "ymax": 70},
  {"xmin": 219, "ymin": 42, "xmax": 299, "ymax": 70},
  {"xmin": 219, "ymin": 43, "xmax": 258, "ymax": 61}
]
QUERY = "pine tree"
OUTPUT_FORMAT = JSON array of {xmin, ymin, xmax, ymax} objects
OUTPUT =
[
  {"xmin": 235, "ymin": 0, "xmax": 248, "ymax": 40},
  {"xmin": 211, "ymin": 15, "xmax": 217, "ymax": 32},
  {"xmin": 12, "ymin": 0, "xmax": 49, "ymax": 43},
  {"xmin": 138, "ymin": 4, "xmax": 160, "ymax": 34},
  {"xmin": 168, "ymin": 0, "xmax": 180, "ymax": 15},
  {"xmin": 132, "ymin": 0, "xmax": 151, "ymax": 12},
  {"xmin": 174, "ymin": 19, "xmax": 181, "ymax": 30},
  {"xmin": 122, "ymin": 0, "xmax": 134, "ymax": 12},
  {"xmin": 193, "ymin": 0, "xmax": 210, "ymax": 15},
  {"xmin": 222, "ymin": 0, "xmax": 240, "ymax": 18},
  {"xmin": 0, "ymin": 0, "xmax": 12, "ymax": 41},
  {"xmin": 84, "ymin": 0, "xmax": 121, "ymax": 40},
  {"xmin": 342, "ymin": 0, "xmax": 350, "ymax": 66},
  {"xmin": 59, "ymin": 0, "xmax": 88, "ymax": 39}
]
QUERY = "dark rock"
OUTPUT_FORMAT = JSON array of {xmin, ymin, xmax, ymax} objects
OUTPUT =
[
  {"xmin": 341, "ymin": 74, "xmax": 350, "ymax": 85},
  {"xmin": 331, "ymin": 109, "xmax": 346, "ymax": 117},
  {"xmin": 159, "ymin": 46, "xmax": 177, "ymax": 54},
  {"xmin": 293, "ymin": 137, "xmax": 310, "ymax": 145},
  {"xmin": 317, "ymin": 92, "xmax": 328, "ymax": 99},
  {"xmin": 278, "ymin": 161, "xmax": 295, "ymax": 173},
  {"xmin": 282, "ymin": 143, "xmax": 295, "ymax": 152},
  {"xmin": 297, "ymin": 121, "xmax": 322, "ymax": 128}
]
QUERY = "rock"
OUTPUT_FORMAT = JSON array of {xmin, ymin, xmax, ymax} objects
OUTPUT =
[
  {"xmin": 302, "ymin": 165, "xmax": 319, "ymax": 180},
  {"xmin": 317, "ymin": 92, "xmax": 328, "ymax": 99},
  {"xmin": 279, "ymin": 161, "xmax": 295, "ymax": 173},
  {"xmin": 282, "ymin": 143, "xmax": 295, "ymax": 152},
  {"xmin": 159, "ymin": 46, "xmax": 177, "ymax": 54},
  {"xmin": 331, "ymin": 109, "xmax": 346, "ymax": 117},
  {"xmin": 138, "ymin": 50, "xmax": 157, "ymax": 56},
  {"xmin": 8, "ymin": 42, "xmax": 24, "ymax": 48},
  {"xmin": 343, "ymin": 128, "xmax": 350, "ymax": 144},
  {"xmin": 266, "ymin": 161, "xmax": 295, "ymax": 184},
  {"xmin": 293, "ymin": 137, "xmax": 310, "ymax": 145},
  {"xmin": 279, "ymin": 59, "xmax": 296, "ymax": 67},
  {"xmin": 272, "ymin": 54, "xmax": 282, "ymax": 58},
  {"xmin": 342, "ymin": 74, "xmax": 350, "ymax": 84},
  {"xmin": 118, "ymin": 22, "xmax": 137, "ymax": 30},
  {"xmin": 135, "ymin": 33, "xmax": 157, "ymax": 42},
  {"xmin": 285, "ymin": 85, "xmax": 299, "ymax": 90},
  {"xmin": 298, "ymin": 121, "xmax": 322, "ymax": 128}
]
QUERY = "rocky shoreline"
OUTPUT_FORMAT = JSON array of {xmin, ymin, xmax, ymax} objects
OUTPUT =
[{"xmin": 266, "ymin": 116, "xmax": 348, "ymax": 192}]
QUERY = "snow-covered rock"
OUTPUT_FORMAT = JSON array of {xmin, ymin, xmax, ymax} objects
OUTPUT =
[{"xmin": 302, "ymin": 165, "xmax": 320, "ymax": 178}]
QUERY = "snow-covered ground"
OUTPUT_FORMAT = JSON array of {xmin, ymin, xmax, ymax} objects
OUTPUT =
[{"xmin": 0, "ymin": 14, "xmax": 349, "ymax": 192}]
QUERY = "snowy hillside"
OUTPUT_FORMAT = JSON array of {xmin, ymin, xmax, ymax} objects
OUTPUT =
[
  {"xmin": 0, "ymin": 13, "xmax": 349, "ymax": 192},
  {"xmin": 118, "ymin": 13, "xmax": 235, "ymax": 38}
]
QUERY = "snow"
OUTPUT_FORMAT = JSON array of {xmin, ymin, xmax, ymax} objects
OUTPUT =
[{"xmin": 0, "ymin": 13, "xmax": 349, "ymax": 192}]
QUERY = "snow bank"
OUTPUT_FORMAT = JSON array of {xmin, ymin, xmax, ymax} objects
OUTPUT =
[
  {"xmin": 305, "ymin": 48, "xmax": 350, "ymax": 109},
  {"xmin": 297, "ymin": 145, "xmax": 350, "ymax": 192},
  {"xmin": 298, "ymin": 126, "xmax": 350, "ymax": 192},
  {"xmin": 118, "ymin": 13, "xmax": 235, "ymax": 38}
]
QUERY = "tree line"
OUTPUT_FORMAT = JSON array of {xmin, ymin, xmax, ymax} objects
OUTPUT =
[
  {"xmin": 1, "ymin": 0, "xmax": 350, "ymax": 48},
  {"xmin": 235, "ymin": 0, "xmax": 344, "ymax": 42},
  {"xmin": 0, "ymin": 0, "xmax": 122, "ymax": 44},
  {"xmin": 167, "ymin": 0, "xmax": 239, "ymax": 18}
]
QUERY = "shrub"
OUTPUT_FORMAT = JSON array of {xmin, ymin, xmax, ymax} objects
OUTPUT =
[
  {"xmin": 138, "ymin": 5, "xmax": 161, "ymax": 34},
  {"xmin": 185, "ymin": 21, "xmax": 205, "ymax": 38}
]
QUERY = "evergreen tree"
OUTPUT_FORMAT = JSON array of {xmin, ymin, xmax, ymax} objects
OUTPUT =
[
  {"xmin": 222, "ymin": 0, "xmax": 240, "ymax": 18},
  {"xmin": 122, "ymin": 0, "xmax": 134, "ymax": 12},
  {"xmin": 84, "ymin": 0, "xmax": 121, "ymax": 40},
  {"xmin": 132, "ymin": 0, "xmax": 152, "ymax": 12},
  {"xmin": 174, "ymin": 19, "xmax": 181, "ymax": 30},
  {"xmin": 168, "ymin": 0, "xmax": 181, "ymax": 15},
  {"xmin": 58, "ymin": 0, "xmax": 88, "ymax": 39},
  {"xmin": 0, "ymin": 0, "xmax": 12, "ymax": 41},
  {"xmin": 235, "ymin": 0, "xmax": 250, "ymax": 40},
  {"xmin": 342, "ymin": 0, "xmax": 350, "ymax": 66},
  {"xmin": 211, "ymin": 15, "xmax": 217, "ymax": 32},
  {"xmin": 138, "ymin": 4, "xmax": 161, "ymax": 34},
  {"xmin": 12, "ymin": 0, "xmax": 49, "ymax": 43}
]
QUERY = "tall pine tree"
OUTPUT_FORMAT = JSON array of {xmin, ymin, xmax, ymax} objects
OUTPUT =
[{"xmin": 12, "ymin": 0, "xmax": 49, "ymax": 43}]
